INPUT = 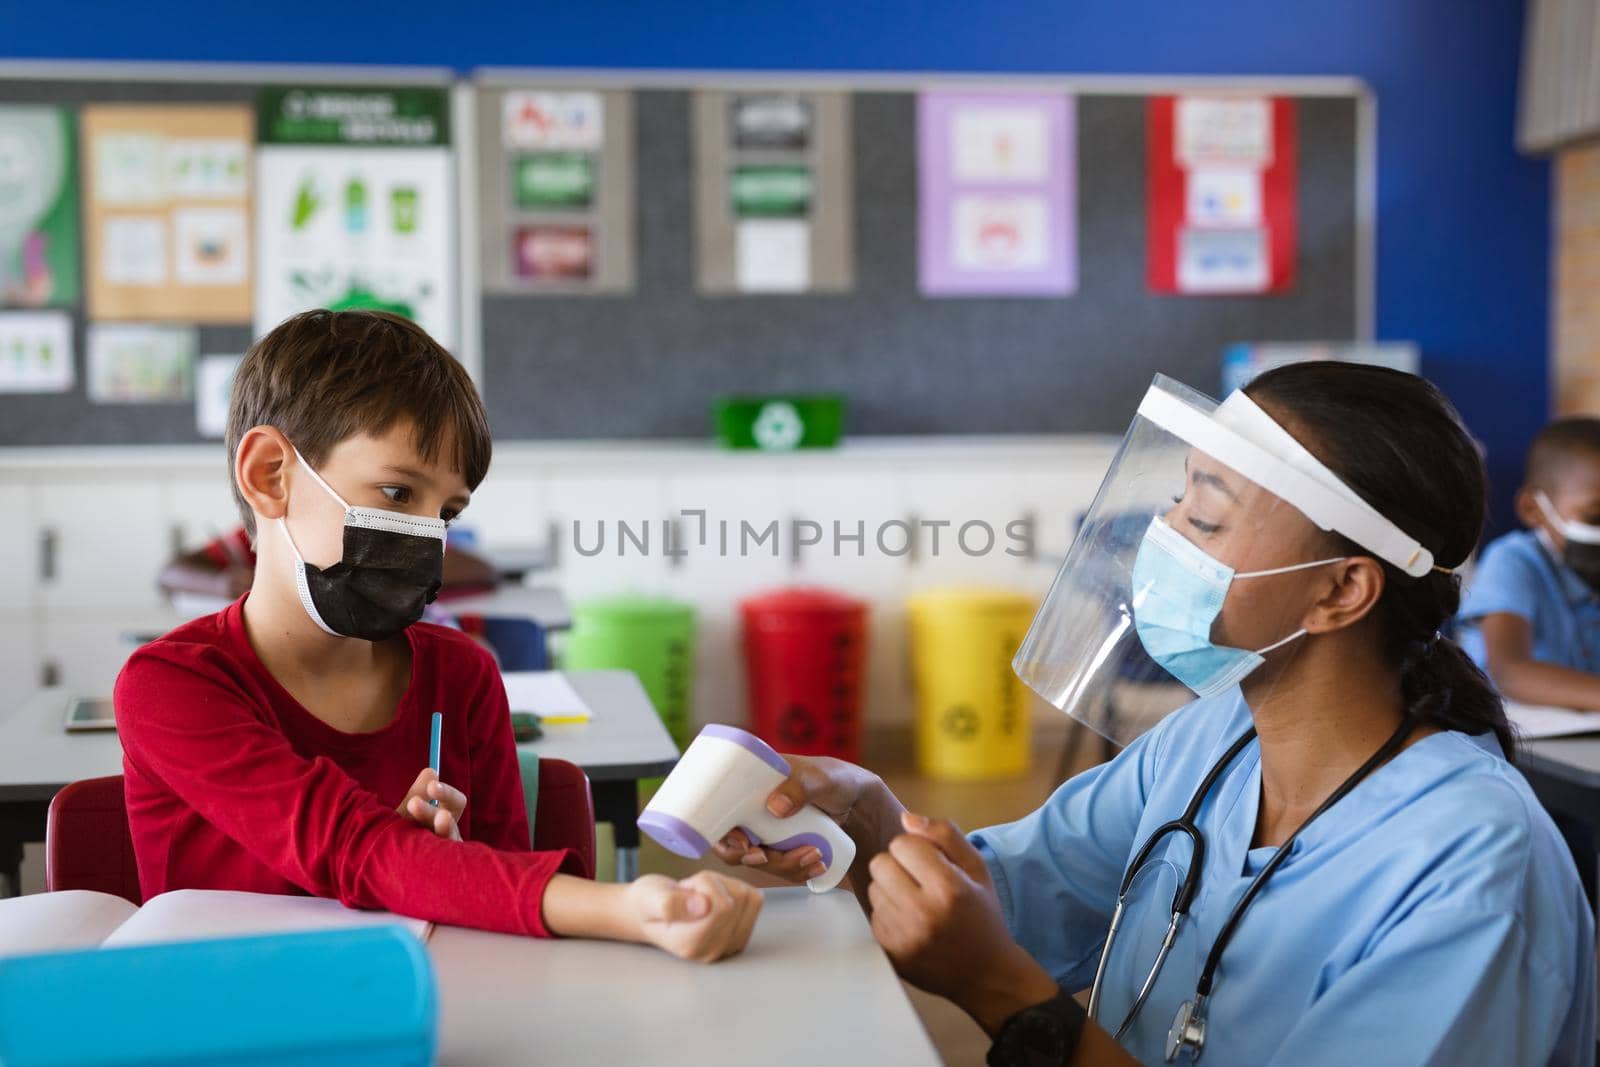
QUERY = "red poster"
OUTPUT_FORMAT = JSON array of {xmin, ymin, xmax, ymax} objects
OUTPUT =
[{"xmin": 1147, "ymin": 96, "xmax": 1296, "ymax": 294}]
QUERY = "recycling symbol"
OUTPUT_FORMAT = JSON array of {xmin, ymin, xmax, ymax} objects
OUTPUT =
[
  {"xmin": 778, "ymin": 704, "xmax": 818, "ymax": 745},
  {"xmin": 752, "ymin": 401, "xmax": 805, "ymax": 450},
  {"xmin": 940, "ymin": 705, "xmax": 980, "ymax": 741}
]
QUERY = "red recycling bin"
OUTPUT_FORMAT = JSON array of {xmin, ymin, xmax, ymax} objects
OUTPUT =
[{"xmin": 740, "ymin": 588, "xmax": 869, "ymax": 761}]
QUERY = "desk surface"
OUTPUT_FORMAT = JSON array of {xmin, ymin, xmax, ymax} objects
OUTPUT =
[
  {"xmin": 428, "ymin": 887, "xmax": 940, "ymax": 1066},
  {"xmin": 442, "ymin": 585, "xmax": 573, "ymax": 631},
  {"xmin": 0, "ymin": 671, "xmax": 677, "ymax": 803},
  {"xmin": 518, "ymin": 670, "xmax": 679, "ymax": 781},
  {"xmin": 1523, "ymin": 735, "xmax": 1600, "ymax": 791}
]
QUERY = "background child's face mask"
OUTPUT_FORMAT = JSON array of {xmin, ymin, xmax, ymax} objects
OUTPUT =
[
  {"xmin": 275, "ymin": 444, "xmax": 446, "ymax": 641},
  {"xmin": 1535, "ymin": 491, "xmax": 1600, "ymax": 594}
]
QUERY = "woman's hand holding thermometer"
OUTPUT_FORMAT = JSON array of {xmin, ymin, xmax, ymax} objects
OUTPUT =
[{"xmin": 638, "ymin": 726, "xmax": 863, "ymax": 893}]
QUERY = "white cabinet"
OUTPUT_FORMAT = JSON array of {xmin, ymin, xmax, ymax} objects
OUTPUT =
[
  {"xmin": 0, "ymin": 484, "xmax": 34, "ymax": 609},
  {"xmin": 34, "ymin": 480, "xmax": 172, "ymax": 610},
  {"xmin": 0, "ymin": 622, "xmax": 40, "ymax": 694},
  {"xmin": 37, "ymin": 618, "xmax": 144, "ymax": 697},
  {"xmin": 167, "ymin": 473, "xmax": 247, "ymax": 550},
  {"xmin": 541, "ymin": 473, "xmax": 669, "ymax": 600},
  {"xmin": 0, "ymin": 438, "xmax": 1118, "ymax": 730}
]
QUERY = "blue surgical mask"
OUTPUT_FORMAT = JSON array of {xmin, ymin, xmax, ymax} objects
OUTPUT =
[{"xmin": 1131, "ymin": 517, "xmax": 1344, "ymax": 698}]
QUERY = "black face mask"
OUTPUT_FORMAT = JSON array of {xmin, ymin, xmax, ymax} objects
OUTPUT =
[
  {"xmin": 1563, "ymin": 541, "xmax": 1600, "ymax": 596},
  {"xmin": 278, "ymin": 448, "xmax": 448, "ymax": 642},
  {"xmin": 1535, "ymin": 491, "xmax": 1600, "ymax": 596}
]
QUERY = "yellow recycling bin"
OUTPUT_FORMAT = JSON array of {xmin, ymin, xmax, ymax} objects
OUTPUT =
[{"xmin": 908, "ymin": 587, "xmax": 1037, "ymax": 781}]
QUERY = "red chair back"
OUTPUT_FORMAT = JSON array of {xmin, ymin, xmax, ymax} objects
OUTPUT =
[
  {"xmin": 45, "ymin": 775, "xmax": 141, "ymax": 904},
  {"xmin": 532, "ymin": 758, "xmax": 597, "ymax": 880}
]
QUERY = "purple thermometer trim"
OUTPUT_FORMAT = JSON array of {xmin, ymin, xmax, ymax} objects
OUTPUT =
[
  {"xmin": 739, "ymin": 829, "xmax": 833, "ymax": 869},
  {"xmin": 700, "ymin": 724, "xmax": 790, "ymax": 776},
  {"xmin": 636, "ymin": 811, "xmax": 712, "ymax": 859}
]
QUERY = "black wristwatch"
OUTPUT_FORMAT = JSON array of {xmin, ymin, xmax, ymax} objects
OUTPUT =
[{"xmin": 987, "ymin": 986, "xmax": 1086, "ymax": 1067}]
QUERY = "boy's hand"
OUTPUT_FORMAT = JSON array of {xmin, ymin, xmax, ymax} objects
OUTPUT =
[
  {"xmin": 626, "ymin": 871, "xmax": 763, "ymax": 963},
  {"xmin": 397, "ymin": 768, "xmax": 466, "ymax": 841},
  {"xmin": 710, "ymin": 754, "xmax": 867, "ymax": 884}
]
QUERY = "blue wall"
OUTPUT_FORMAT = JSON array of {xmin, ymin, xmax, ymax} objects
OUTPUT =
[{"xmin": 3, "ymin": 0, "xmax": 1548, "ymax": 534}]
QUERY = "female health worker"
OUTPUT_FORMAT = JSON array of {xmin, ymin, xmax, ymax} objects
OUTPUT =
[{"xmin": 715, "ymin": 363, "xmax": 1595, "ymax": 1066}]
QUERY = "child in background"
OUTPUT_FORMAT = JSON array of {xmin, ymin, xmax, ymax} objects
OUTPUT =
[
  {"xmin": 1457, "ymin": 417, "xmax": 1600, "ymax": 709},
  {"xmin": 116, "ymin": 309, "xmax": 760, "ymax": 961}
]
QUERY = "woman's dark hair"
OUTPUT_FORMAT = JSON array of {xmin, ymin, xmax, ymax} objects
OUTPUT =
[{"xmin": 1245, "ymin": 362, "xmax": 1514, "ymax": 758}]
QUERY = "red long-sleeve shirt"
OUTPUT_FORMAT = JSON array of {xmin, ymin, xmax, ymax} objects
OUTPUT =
[{"xmin": 114, "ymin": 596, "xmax": 579, "ymax": 936}]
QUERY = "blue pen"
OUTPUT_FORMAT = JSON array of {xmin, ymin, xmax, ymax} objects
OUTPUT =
[{"xmin": 429, "ymin": 712, "xmax": 443, "ymax": 807}]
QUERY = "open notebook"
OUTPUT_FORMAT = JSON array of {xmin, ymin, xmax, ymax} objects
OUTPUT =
[
  {"xmin": 503, "ymin": 670, "xmax": 594, "ymax": 724},
  {"xmin": 1505, "ymin": 701, "xmax": 1600, "ymax": 740},
  {"xmin": 0, "ymin": 888, "xmax": 432, "ymax": 958}
]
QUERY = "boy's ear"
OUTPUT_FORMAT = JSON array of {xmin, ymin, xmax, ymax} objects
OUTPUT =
[
  {"xmin": 1514, "ymin": 486, "xmax": 1546, "ymax": 531},
  {"xmin": 235, "ymin": 426, "xmax": 295, "ymax": 524},
  {"xmin": 1304, "ymin": 556, "xmax": 1385, "ymax": 635}
]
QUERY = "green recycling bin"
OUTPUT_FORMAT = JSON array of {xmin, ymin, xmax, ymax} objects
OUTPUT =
[{"xmin": 562, "ymin": 596, "xmax": 697, "ymax": 749}]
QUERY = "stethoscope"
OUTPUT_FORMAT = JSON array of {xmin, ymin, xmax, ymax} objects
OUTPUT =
[{"xmin": 1086, "ymin": 716, "xmax": 1416, "ymax": 1062}]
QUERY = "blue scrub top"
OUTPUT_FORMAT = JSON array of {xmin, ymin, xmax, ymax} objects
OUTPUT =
[
  {"xmin": 1457, "ymin": 530, "xmax": 1600, "ymax": 675},
  {"xmin": 971, "ymin": 690, "xmax": 1595, "ymax": 1066}
]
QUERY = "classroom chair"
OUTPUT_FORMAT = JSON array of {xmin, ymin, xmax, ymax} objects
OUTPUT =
[
  {"xmin": 457, "ymin": 615, "xmax": 550, "ymax": 671},
  {"xmin": 45, "ymin": 763, "xmax": 598, "ymax": 904}
]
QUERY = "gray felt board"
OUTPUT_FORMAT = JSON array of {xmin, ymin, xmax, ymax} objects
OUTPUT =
[
  {"xmin": 483, "ymin": 90, "xmax": 1357, "ymax": 439},
  {"xmin": 0, "ymin": 81, "xmax": 1356, "ymax": 446}
]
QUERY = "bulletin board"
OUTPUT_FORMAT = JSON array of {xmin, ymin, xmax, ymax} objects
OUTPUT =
[
  {"xmin": 0, "ymin": 63, "xmax": 456, "ymax": 447},
  {"xmin": 0, "ymin": 65, "xmax": 1370, "ymax": 446},
  {"xmin": 470, "ymin": 72, "xmax": 1370, "ymax": 441}
]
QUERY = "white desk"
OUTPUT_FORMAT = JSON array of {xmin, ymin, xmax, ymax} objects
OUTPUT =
[
  {"xmin": 441, "ymin": 585, "xmax": 573, "ymax": 632},
  {"xmin": 429, "ymin": 887, "xmax": 940, "ymax": 1066},
  {"xmin": 0, "ymin": 671, "xmax": 676, "ymax": 895}
]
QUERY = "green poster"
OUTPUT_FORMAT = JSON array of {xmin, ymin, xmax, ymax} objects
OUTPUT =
[
  {"xmin": 0, "ymin": 106, "xmax": 80, "ymax": 307},
  {"xmin": 730, "ymin": 165, "xmax": 812, "ymax": 218},
  {"xmin": 512, "ymin": 153, "xmax": 595, "ymax": 210},
  {"xmin": 256, "ymin": 86, "xmax": 451, "ymax": 147}
]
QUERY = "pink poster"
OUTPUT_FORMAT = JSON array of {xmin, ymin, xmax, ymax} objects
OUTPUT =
[{"xmin": 917, "ymin": 91, "xmax": 1076, "ymax": 296}]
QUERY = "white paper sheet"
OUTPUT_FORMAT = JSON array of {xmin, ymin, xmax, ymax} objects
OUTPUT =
[
  {"xmin": 502, "ymin": 670, "xmax": 593, "ymax": 722},
  {"xmin": 736, "ymin": 219, "xmax": 810, "ymax": 292},
  {"xmin": 104, "ymin": 889, "xmax": 431, "ymax": 948},
  {"xmin": 1505, "ymin": 701, "xmax": 1600, "ymax": 740},
  {"xmin": 0, "ymin": 309, "xmax": 73, "ymax": 393},
  {"xmin": 1176, "ymin": 227, "xmax": 1269, "ymax": 292},
  {"xmin": 195, "ymin": 353, "xmax": 242, "ymax": 438},
  {"xmin": 950, "ymin": 106, "xmax": 1049, "ymax": 182},
  {"xmin": 1186, "ymin": 167, "xmax": 1262, "ymax": 226}
]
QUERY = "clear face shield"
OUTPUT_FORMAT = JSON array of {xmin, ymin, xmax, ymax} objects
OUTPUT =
[{"xmin": 1015, "ymin": 374, "xmax": 1438, "ymax": 747}]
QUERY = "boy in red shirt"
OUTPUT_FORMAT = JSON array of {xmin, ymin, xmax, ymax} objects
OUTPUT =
[{"xmin": 115, "ymin": 309, "xmax": 759, "ymax": 959}]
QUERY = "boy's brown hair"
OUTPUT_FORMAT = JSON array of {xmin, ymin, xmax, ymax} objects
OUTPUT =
[{"xmin": 225, "ymin": 309, "xmax": 491, "ymax": 538}]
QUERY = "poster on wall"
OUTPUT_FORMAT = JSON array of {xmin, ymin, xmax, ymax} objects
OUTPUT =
[
  {"xmin": 255, "ymin": 86, "xmax": 457, "ymax": 344},
  {"xmin": 480, "ymin": 87, "xmax": 634, "ymax": 296},
  {"xmin": 1147, "ymin": 96, "xmax": 1297, "ymax": 295},
  {"xmin": 693, "ymin": 90, "xmax": 853, "ymax": 295},
  {"xmin": 195, "ymin": 352, "xmax": 243, "ymax": 437},
  {"xmin": 86, "ymin": 323, "xmax": 196, "ymax": 403},
  {"xmin": 81, "ymin": 104, "xmax": 252, "ymax": 322},
  {"xmin": 917, "ymin": 91, "xmax": 1076, "ymax": 297},
  {"xmin": 0, "ymin": 106, "xmax": 80, "ymax": 309},
  {"xmin": 0, "ymin": 309, "xmax": 74, "ymax": 393}
]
